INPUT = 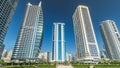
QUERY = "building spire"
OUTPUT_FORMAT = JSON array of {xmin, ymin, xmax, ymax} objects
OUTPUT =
[
  {"xmin": 28, "ymin": 2, "xmax": 32, "ymax": 6},
  {"xmin": 39, "ymin": 1, "xmax": 42, "ymax": 7}
]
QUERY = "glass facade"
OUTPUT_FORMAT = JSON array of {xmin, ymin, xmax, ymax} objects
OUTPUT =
[
  {"xmin": 58, "ymin": 25, "xmax": 62, "ymax": 60},
  {"xmin": 82, "ymin": 8, "xmax": 95, "ymax": 43},
  {"xmin": 12, "ymin": 2, "xmax": 43, "ymax": 61},
  {"xmin": 73, "ymin": 5, "xmax": 100, "ymax": 63},
  {"xmin": 100, "ymin": 20, "xmax": 120, "ymax": 60},
  {"xmin": 52, "ymin": 23, "xmax": 66, "ymax": 62},
  {"xmin": 73, "ymin": 8, "xmax": 85, "ymax": 58},
  {"xmin": 0, "ymin": 0, "xmax": 18, "ymax": 59},
  {"xmin": 88, "ymin": 45, "xmax": 98, "ymax": 57},
  {"xmin": 0, "ymin": 44, "xmax": 5, "ymax": 59}
]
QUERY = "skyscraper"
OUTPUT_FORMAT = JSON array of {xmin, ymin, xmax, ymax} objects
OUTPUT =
[
  {"xmin": 73, "ymin": 5, "xmax": 100, "ymax": 63},
  {"xmin": 12, "ymin": 2, "xmax": 44, "ymax": 61},
  {"xmin": 0, "ymin": 44, "xmax": 5, "ymax": 59},
  {"xmin": 0, "ymin": 0, "xmax": 18, "ymax": 59},
  {"xmin": 52, "ymin": 23, "xmax": 66, "ymax": 62},
  {"xmin": 100, "ymin": 20, "xmax": 120, "ymax": 60}
]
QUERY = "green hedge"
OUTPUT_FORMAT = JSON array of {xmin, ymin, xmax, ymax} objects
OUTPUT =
[
  {"xmin": 1, "ymin": 65, "xmax": 56, "ymax": 68},
  {"xmin": 95, "ymin": 65, "xmax": 120, "ymax": 68}
]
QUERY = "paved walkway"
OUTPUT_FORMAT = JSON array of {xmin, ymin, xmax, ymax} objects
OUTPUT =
[
  {"xmin": 90, "ymin": 65, "xmax": 94, "ymax": 68},
  {"xmin": 56, "ymin": 64, "xmax": 73, "ymax": 68}
]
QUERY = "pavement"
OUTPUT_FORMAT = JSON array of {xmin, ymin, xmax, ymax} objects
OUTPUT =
[
  {"xmin": 90, "ymin": 65, "xmax": 94, "ymax": 68},
  {"xmin": 56, "ymin": 64, "xmax": 74, "ymax": 68}
]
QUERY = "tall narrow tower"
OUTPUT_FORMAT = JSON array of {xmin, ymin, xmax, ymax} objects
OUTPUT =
[
  {"xmin": 12, "ymin": 2, "xmax": 44, "ymax": 61},
  {"xmin": 100, "ymin": 20, "xmax": 120, "ymax": 60},
  {"xmin": 52, "ymin": 23, "xmax": 66, "ymax": 62},
  {"xmin": 73, "ymin": 5, "xmax": 100, "ymax": 63},
  {"xmin": 0, "ymin": 0, "xmax": 18, "ymax": 59}
]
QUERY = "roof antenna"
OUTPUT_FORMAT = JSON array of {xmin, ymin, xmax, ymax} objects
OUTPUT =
[
  {"xmin": 39, "ymin": 1, "xmax": 42, "ymax": 7},
  {"xmin": 28, "ymin": 2, "xmax": 32, "ymax": 6}
]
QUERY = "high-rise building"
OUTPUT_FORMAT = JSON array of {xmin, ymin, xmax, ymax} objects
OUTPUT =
[
  {"xmin": 52, "ymin": 23, "xmax": 66, "ymax": 62},
  {"xmin": 100, "ymin": 50, "xmax": 107, "ymax": 59},
  {"xmin": 12, "ymin": 2, "xmax": 44, "ymax": 61},
  {"xmin": 73, "ymin": 5, "xmax": 100, "ymax": 63},
  {"xmin": 100, "ymin": 20, "xmax": 120, "ymax": 60},
  {"xmin": 0, "ymin": 0, "xmax": 18, "ymax": 59},
  {"xmin": 49, "ymin": 52, "xmax": 52, "ymax": 62},
  {"xmin": 0, "ymin": 44, "xmax": 5, "ymax": 59}
]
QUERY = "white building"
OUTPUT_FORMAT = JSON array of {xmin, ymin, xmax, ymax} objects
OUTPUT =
[
  {"xmin": 0, "ymin": 0, "xmax": 18, "ymax": 59},
  {"xmin": 73, "ymin": 5, "xmax": 100, "ymax": 63},
  {"xmin": 38, "ymin": 52, "xmax": 49, "ymax": 62},
  {"xmin": 1, "ymin": 49, "xmax": 7, "ymax": 59},
  {"xmin": 100, "ymin": 20, "xmax": 120, "ymax": 60},
  {"xmin": 66, "ymin": 53, "xmax": 73, "ymax": 62},
  {"xmin": 3, "ymin": 50, "xmax": 13, "ymax": 62},
  {"xmin": 12, "ymin": 2, "xmax": 44, "ymax": 61},
  {"xmin": 52, "ymin": 23, "xmax": 66, "ymax": 62},
  {"xmin": 49, "ymin": 52, "xmax": 52, "ymax": 62}
]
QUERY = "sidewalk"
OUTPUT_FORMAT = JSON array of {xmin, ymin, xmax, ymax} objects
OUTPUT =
[
  {"xmin": 56, "ymin": 64, "xmax": 73, "ymax": 68},
  {"xmin": 90, "ymin": 65, "xmax": 94, "ymax": 68}
]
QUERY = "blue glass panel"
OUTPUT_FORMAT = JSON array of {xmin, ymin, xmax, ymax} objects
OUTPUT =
[{"xmin": 58, "ymin": 24, "xmax": 62, "ymax": 60}]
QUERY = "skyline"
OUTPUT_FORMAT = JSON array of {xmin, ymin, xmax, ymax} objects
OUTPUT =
[{"xmin": 4, "ymin": 0, "xmax": 120, "ymax": 55}]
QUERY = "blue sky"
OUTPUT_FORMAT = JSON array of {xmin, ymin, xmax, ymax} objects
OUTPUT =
[{"xmin": 4, "ymin": 0, "xmax": 120, "ymax": 55}]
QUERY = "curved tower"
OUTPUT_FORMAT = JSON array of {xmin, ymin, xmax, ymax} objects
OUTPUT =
[
  {"xmin": 100, "ymin": 20, "xmax": 120, "ymax": 60},
  {"xmin": 12, "ymin": 2, "xmax": 44, "ymax": 61},
  {"xmin": 0, "ymin": 0, "xmax": 18, "ymax": 59}
]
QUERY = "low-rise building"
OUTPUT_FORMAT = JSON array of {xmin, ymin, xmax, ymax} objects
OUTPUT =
[
  {"xmin": 38, "ymin": 52, "xmax": 49, "ymax": 62},
  {"xmin": 3, "ymin": 50, "xmax": 13, "ymax": 62},
  {"xmin": 66, "ymin": 53, "xmax": 73, "ymax": 62}
]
